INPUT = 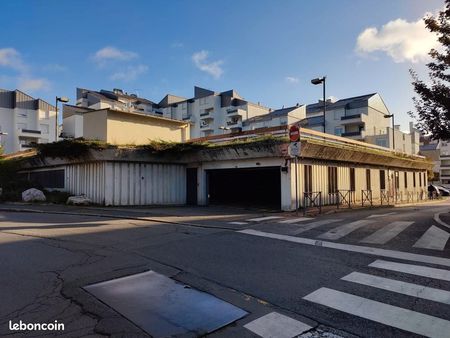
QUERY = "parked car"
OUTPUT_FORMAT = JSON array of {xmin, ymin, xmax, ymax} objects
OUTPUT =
[{"xmin": 437, "ymin": 185, "xmax": 450, "ymax": 196}]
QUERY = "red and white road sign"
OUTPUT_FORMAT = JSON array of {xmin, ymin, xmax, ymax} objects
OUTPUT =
[{"xmin": 289, "ymin": 125, "xmax": 300, "ymax": 142}]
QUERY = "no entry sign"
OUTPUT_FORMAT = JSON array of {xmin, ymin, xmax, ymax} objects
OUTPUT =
[{"xmin": 289, "ymin": 125, "xmax": 300, "ymax": 142}]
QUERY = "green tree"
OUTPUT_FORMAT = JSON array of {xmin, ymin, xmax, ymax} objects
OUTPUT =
[{"xmin": 410, "ymin": 1, "xmax": 450, "ymax": 139}]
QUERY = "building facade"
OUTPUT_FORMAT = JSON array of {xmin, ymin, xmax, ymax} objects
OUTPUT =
[
  {"xmin": 67, "ymin": 87, "xmax": 270, "ymax": 140},
  {"xmin": 305, "ymin": 93, "xmax": 420, "ymax": 155},
  {"xmin": 20, "ymin": 128, "xmax": 431, "ymax": 210},
  {"xmin": 0, "ymin": 89, "xmax": 57, "ymax": 154}
]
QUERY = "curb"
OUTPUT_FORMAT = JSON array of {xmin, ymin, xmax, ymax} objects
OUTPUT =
[{"xmin": 0, "ymin": 207, "xmax": 237, "ymax": 231}]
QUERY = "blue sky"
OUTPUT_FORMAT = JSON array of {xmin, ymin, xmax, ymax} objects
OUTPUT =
[{"xmin": 0, "ymin": 0, "xmax": 444, "ymax": 130}]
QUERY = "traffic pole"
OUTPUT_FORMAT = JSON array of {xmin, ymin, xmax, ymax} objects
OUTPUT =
[{"xmin": 295, "ymin": 156, "xmax": 298, "ymax": 215}]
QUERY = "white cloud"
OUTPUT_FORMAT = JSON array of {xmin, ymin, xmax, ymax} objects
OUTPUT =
[
  {"xmin": 285, "ymin": 76, "xmax": 299, "ymax": 84},
  {"xmin": 192, "ymin": 50, "xmax": 224, "ymax": 79},
  {"xmin": 110, "ymin": 64, "xmax": 149, "ymax": 82},
  {"xmin": 92, "ymin": 46, "xmax": 138, "ymax": 66},
  {"xmin": 0, "ymin": 48, "xmax": 27, "ymax": 71},
  {"xmin": 0, "ymin": 47, "xmax": 50, "ymax": 92},
  {"xmin": 17, "ymin": 77, "xmax": 50, "ymax": 91},
  {"xmin": 356, "ymin": 16, "xmax": 439, "ymax": 63}
]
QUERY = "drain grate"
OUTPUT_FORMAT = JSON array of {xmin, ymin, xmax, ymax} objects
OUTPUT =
[{"xmin": 84, "ymin": 270, "xmax": 247, "ymax": 337}]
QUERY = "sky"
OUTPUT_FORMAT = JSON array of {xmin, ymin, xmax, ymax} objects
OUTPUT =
[{"xmin": 0, "ymin": 0, "xmax": 445, "ymax": 130}]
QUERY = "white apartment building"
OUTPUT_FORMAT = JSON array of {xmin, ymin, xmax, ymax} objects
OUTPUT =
[
  {"xmin": 305, "ymin": 93, "xmax": 420, "ymax": 155},
  {"xmin": 66, "ymin": 87, "xmax": 270, "ymax": 139},
  {"xmin": 0, "ymin": 89, "xmax": 56, "ymax": 154}
]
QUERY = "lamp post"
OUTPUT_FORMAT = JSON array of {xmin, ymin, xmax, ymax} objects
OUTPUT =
[
  {"xmin": 384, "ymin": 114, "xmax": 395, "ymax": 150},
  {"xmin": 55, "ymin": 96, "xmax": 69, "ymax": 142},
  {"xmin": 311, "ymin": 76, "xmax": 326, "ymax": 133}
]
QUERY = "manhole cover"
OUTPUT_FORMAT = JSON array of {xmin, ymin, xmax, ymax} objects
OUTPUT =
[{"xmin": 84, "ymin": 270, "xmax": 247, "ymax": 337}]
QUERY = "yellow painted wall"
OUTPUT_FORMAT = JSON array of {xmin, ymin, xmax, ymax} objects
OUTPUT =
[{"xmin": 106, "ymin": 111, "xmax": 189, "ymax": 145}]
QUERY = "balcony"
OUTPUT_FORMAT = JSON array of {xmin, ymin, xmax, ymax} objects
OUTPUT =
[
  {"xmin": 226, "ymin": 108, "xmax": 245, "ymax": 116},
  {"xmin": 341, "ymin": 131, "xmax": 365, "ymax": 140},
  {"xmin": 200, "ymin": 123, "xmax": 213, "ymax": 131},
  {"xmin": 18, "ymin": 129, "xmax": 41, "ymax": 138},
  {"xmin": 340, "ymin": 114, "xmax": 363, "ymax": 125}
]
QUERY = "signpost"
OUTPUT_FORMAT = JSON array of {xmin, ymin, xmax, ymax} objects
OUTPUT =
[{"xmin": 288, "ymin": 126, "xmax": 301, "ymax": 215}]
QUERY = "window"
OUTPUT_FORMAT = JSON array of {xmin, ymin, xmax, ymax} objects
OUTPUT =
[
  {"xmin": 423, "ymin": 172, "xmax": 426, "ymax": 186},
  {"xmin": 335, "ymin": 127, "xmax": 343, "ymax": 136},
  {"xmin": 40, "ymin": 124, "xmax": 49, "ymax": 134},
  {"xmin": 349, "ymin": 168, "xmax": 355, "ymax": 191},
  {"xmin": 366, "ymin": 169, "xmax": 371, "ymax": 190},
  {"xmin": 413, "ymin": 172, "xmax": 416, "ymax": 187},
  {"xmin": 40, "ymin": 110, "xmax": 49, "ymax": 119},
  {"xmin": 304, "ymin": 165, "xmax": 312, "ymax": 193},
  {"xmin": 404, "ymin": 172, "xmax": 408, "ymax": 188},
  {"xmin": 181, "ymin": 102, "xmax": 187, "ymax": 110},
  {"xmin": 380, "ymin": 170, "xmax": 386, "ymax": 190},
  {"xmin": 419, "ymin": 172, "xmax": 422, "ymax": 187},
  {"xmin": 376, "ymin": 138, "xmax": 388, "ymax": 148},
  {"xmin": 394, "ymin": 171, "xmax": 399, "ymax": 189},
  {"xmin": 328, "ymin": 166, "xmax": 338, "ymax": 193}
]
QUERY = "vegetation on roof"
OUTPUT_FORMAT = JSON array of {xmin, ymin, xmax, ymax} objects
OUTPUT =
[{"xmin": 36, "ymin": 138, "xmax": 117, "ymax": 159}]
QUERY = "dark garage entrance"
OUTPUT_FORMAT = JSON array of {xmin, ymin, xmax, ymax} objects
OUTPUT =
[{"xmin": 207, "ymin": 167, "xmax": 281, "ymax": 209}]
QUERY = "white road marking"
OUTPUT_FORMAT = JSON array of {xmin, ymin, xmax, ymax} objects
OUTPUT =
[
  {"xmin": 237, "ymin": 229, "xmax": 450, "ymax": 267},
  {"xmin": 244, "ymin": 312, "xmax": 312, "ymax": 338},
  {"xmin": 278, "ymin": 217, "xmax": 313, "ymax": 224},
  {"xmin": 318, "ymin": 220, "xmax": 374, "ymax": 240},
  {"xmin": 289, "ymin": 219, "xmax": 342, "ymax": 235},
  {"xmin": 369, "ymin": 259, "xmax": 450, "ymax": 281},
  {"xmin": 360, "ymin": 221, "xmax": 414, "ymax": 244},
  {"xmin": 247, "ymin": 216, "xmax": 284, "ymax": 222},
  {"xmin": 342, "ymin": 272, "xmax": 450, "ymax": 305},
  {"xmin": 303, "ymin": 287, "xmax": 450, "ymax": 338},
  {"xmin": 413, "ymin": 226, "xmax": 450, "ymax": 250},
  {"xmin": 228, "ymin": 222, "xmax": 249, "ymax": 225},
  {"xmin": 366, "ymin": 212, "xmax": 397, "ymax": 219},
  {"xmin": 433, "ymin": 212, "xmax": 450, "ymax": 230}
]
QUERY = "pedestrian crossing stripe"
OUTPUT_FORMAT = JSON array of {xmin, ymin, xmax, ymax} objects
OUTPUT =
[
  {"xmin": 318, "ymin": 220, "xmax": 374, "ymax": 240},
  {"xmin": 369, "ymin": 259, "xmax": 450, "ymax": 281},
  {"xmin": 360, "ymin": 221, "xmax": 414, "ymax": 244},
  {"xmin": 289, "ymin": 219, "xmax": 342, "ymax": 235},
  {"xmin": 413, "ymin": 225, "xmax": 450, "ymax": 250},
  {"xmin": 341, "ymin": 271, "xmax": 450, "ymax": 305},
  {"xmin": 278, "ymin": 217, "xmax": 313, "ymax": 224},
  {"xmin": 303, "ymin": 287, "xmax": 450, "ymax": 338},
  {"xmin": 247, "ymin": 216, "xmax": 284, "ymax": 222}
]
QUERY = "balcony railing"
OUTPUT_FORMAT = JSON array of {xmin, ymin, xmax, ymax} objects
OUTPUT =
[
  {"xmin": 341, "ymin": 131, "xmax": 362, "ymax": 137},
  {"xmin": 21, "ymin": 129, "xmax": 41, "ymax": 134},
  {"xmin": 341, "ymin": 114, "xmax": 361, "ymax": 120}
]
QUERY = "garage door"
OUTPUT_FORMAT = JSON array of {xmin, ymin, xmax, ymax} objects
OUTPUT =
[{"xmin": 207, "ymin": 167, "xmax": 281, "ymax": 209}]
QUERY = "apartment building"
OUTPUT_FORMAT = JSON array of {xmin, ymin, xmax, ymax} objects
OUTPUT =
[
  {"xmin": 242, "ymin": 105, "xmax": 306, "ymax": 130},
  {"xmin": 305, "ymin": 93, "xmax": 420, "ymax": 154},
  {"xmin": 0, "ymin": 89, "xmax": 56, "ymax": 154},
  {"xmin": 67, "ymin": 87, "xmax": 270, "ymax": 139},
  {"xmin": 419, "ymin": 137, "xmax": 441, "ymax": 182}
]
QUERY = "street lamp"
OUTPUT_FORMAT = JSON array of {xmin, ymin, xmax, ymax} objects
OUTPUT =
[
  {"xmin": 311, "ymin": 76, "xmax": 326, "ymax": 133},
  {"xmin": 219, "ymin": 126, "xmax": 231, "ymax": 134},
  {"xmin": 55, "ymin": 96, "xmax": 69, "ymax": 141},
  {"xmin": 384, "ymin": 114, "xmax": 395, "ymax": 150}
]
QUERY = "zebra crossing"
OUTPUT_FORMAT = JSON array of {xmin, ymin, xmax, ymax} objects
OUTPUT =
[
  {"xmin": 234, "ymin": 213, "xmax": 450, "ymax": 251},
  {"xmin": 303, "ymin": 259, "xmax": 450, "ymax": 338}
]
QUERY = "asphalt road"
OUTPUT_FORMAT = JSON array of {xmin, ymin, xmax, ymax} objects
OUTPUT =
[{"xmin": 0, "ymin": 200, "xmax": 449, "ymax": 337}]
